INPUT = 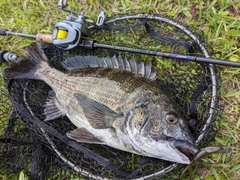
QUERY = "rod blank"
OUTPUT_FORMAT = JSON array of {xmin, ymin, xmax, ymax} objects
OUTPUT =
[
  {"xmin": 4, "ymin": 30, "xmax": 36, "ymax": 38},
  {"xmin": 94, "ymin": 43, "xmax": 240, "ymax": 67}
]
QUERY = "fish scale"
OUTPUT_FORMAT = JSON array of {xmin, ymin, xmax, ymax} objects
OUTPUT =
[
  {"xmin": 43, "ymin": 67, "xmax": 175, "ymax": 127},
  {"xmin": 42, "ymin": 65, "xmax": 147, "ymax": 111},
  {"xmin": 51, "ymin": 73, "xmax": 135, "ymax": 112}
]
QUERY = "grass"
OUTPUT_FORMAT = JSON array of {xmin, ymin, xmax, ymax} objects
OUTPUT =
[{"xmin": 0, "ymin": 0, "xmax": 239, "ymax": 179}]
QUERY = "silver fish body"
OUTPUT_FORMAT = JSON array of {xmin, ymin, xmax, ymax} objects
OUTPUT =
[{"xmin": 2, "ymin": 42, "xmax": 198, "ymax": 164}]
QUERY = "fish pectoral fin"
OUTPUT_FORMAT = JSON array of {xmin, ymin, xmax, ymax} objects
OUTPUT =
[
  {"xmin": 66, "ymin": 128, "xmax": 105, "ymax": 144},
  {"xmin": 43, "ymin": 91, "xmax": 64, "ymax": 121},
  {"xmin": 74, "ymin": 93, "xmax": 123, "ymax": 129}
]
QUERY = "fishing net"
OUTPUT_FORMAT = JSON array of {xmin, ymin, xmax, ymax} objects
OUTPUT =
[{"xmin": 0, "ymin": 14, "xmax": 223, "ymax": 179}]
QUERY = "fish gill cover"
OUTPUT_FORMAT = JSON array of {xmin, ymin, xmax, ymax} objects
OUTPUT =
[{"xmin": 0, "ymin": 14, "xmax": 223, "ymax": 179}]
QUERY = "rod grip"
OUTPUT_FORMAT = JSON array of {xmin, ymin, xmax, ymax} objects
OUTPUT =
[
  {"xmin": 36, "ymin": 33, "xmax": 53, "ymax": 43},
  {"xmin": 0, "ymin": 29, "xmax": 7, "ymax": 36}
]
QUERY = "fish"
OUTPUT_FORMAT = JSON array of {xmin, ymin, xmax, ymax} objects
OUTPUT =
[{"xmin": 2, "ymin": 42, "xmax": 198, "ymax": 164}]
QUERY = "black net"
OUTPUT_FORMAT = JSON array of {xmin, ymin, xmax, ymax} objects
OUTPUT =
[{"xmin": 0, "ymin": 14, "xmax": 223, "ymax": 179}]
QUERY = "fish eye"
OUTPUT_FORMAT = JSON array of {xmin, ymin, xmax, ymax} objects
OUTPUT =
[{"xmin": 165, "ymin": 113, "xmax": 178, "ymax": 124}]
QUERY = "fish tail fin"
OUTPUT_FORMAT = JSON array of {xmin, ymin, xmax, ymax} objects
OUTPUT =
[{"xmin": 2, "ymin": 42, "xmax": 49, "ymax": 80}]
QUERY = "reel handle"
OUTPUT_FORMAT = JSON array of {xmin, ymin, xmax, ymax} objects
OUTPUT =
[
  {"xmin": 0, "ymin": 50, "xmax": 18, "ymax": 65},
  {"xmin": 0, "ymin": 50, "xmax": 7, "ymax": 64},
  {"xmin": 58, "ymin": 0, "xmax": 68, "ymax": 9}
]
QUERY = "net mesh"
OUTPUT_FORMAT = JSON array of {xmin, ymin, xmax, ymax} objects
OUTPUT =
[{"xmin": 0, "ymin": 14, "xmax": 223, "ymax": 179}]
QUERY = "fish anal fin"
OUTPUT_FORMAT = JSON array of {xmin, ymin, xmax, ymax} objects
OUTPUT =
[
  {"xmin": 74, "ymin": 93, "xmax": 122, "ymax": 129},
  {"xmin": 43, "ymin": 91, "xmax": 64, "ymax": 121},
  {"xmin": 66, "ymin": 128, "xmax": 105, "ymax": 144}
]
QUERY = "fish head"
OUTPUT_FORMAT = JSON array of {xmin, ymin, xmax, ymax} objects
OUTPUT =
[{"xmin": 126, "ymin": 102, "xmax": 198, "ymax": 164}]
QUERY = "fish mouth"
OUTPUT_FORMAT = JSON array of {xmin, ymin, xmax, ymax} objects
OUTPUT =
[{"xmin": 173, "ymin": 139, "xmax": 199, "ymax": 159}]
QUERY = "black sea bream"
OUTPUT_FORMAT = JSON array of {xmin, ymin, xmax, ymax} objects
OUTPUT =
[{"xmin": 2, "ymin": 42, "xmax": 198, "ymax": 164}]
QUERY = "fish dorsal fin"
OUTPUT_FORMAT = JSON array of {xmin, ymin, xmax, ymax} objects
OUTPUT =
[
  {"xmin": 61, "ymin": 55, "xmax": 157, "ymax": 80},
  {"xmin": 129, "ymin": 57, "xmax": 137, "ymax": 73},
  {"xmin": 74, "ymin": 93, "xmax": 123, "ymax": 129},
  {"xmin": 43, "ymin": 91, "xmax": 65, "ymax": 121},
  {"xmin": 144, "ymin": 62, "xmax": 152, "ymax": 78},
  {"xmin": 112, "ymin": 55, "xmax": 119, "ymax": 69},
  {"xmin": 137, "ymin": 62, "xmax": 145, "ymax": 76},
  {"xmin": 123, "ymin": 57, "xmax": 131, "ymax": 71}
]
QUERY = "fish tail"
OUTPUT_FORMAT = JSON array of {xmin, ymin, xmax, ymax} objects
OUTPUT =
[{"xmin": 2, "ymin": 42, "xmax": 49, "ymax": 80}]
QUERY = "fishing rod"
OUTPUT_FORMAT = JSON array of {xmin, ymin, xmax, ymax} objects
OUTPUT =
[
  {"xmin": 0, "ymin": 0, "xmax": 239, "ymax": 67},
  {"xmin": 1, "ymin": 29, "xmax": 240, "ymax": 67}
]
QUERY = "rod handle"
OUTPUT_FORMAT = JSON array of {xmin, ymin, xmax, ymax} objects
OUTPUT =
[
  {"xmin": 36, "ymin": 33, "xmax": 53, "ymax": 43},
  {"xmin": 0, "ymin": 29, "xmax": 7, "ymax": 36}
]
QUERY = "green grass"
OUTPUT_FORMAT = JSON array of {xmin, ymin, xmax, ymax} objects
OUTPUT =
[{"xmin": 0, "ymin": 0, "xmax": 239, "ymax": 179}]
